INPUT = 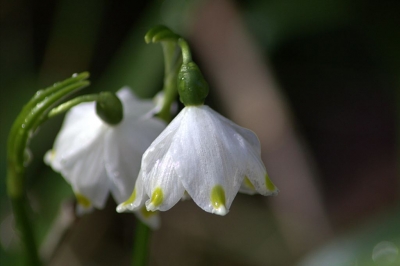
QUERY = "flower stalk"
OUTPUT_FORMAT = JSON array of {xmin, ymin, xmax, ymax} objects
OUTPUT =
[
  {"xmin": 157, "ymin": 41, "xmax": 181, "ymax": 122},
  {"xmin": 7, "ymin": 72, "xmax": 90, "ymax": 265},
  {"xmin": 176, "ymin": 38, "xmax": 209, "ymax": 106},
  {"xmin": 128, "ymin": 25, "xmax": 183, "ymax": 266},
  {"xmin": 132, "ymin": 221, "xmax": 151, "ymax": 266},
  {"xmin": 47, "ymin": 94, "xmax": 99, "ymax": 118},
  {"xmin": 178, "ymin": 38, "xmax": 192, "ymax": 64},
  {"xmin": 145, "ymin": 25, "xmax": 182, "ymax": 122}
]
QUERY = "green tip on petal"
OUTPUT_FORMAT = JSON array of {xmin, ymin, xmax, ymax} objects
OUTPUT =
[
  {"xmin": 265, "ymin": 173, "xmax": 277, "ymax": 193},
  {"xmin": 140, "ymin": 206, "xmax": 158, "ymax": 219},
  {"xmin": 116, "ymin": 188, "xmax": 138, "ymax": 213},
  {"xmin": 244, "ymin": 176, "xmax": 256, "ymax": 190},
  {"xmin": 123, "ymin": 188, "xmax": 137, "ymax": 206},
  {"xmin": 148, "ymin": 187, "xmax": 164, "ymax": 210},
  {"xmin": 210, "ymin": 185, "xmax": 227, "ymax": 215},
  {"xmin": 75, "ymin": 193, "xmax": 91, "ymax": 208}
]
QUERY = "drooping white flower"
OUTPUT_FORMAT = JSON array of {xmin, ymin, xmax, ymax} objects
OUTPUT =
[
  {"xmin": 117, "ymin": 105, "xmax": 278, "ymax": 216},
  {"xmin": 44, "ymin": 87, "xmax": 166, "ymax": 228}
]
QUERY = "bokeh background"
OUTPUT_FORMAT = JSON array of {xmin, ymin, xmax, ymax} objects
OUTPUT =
[{"xmin": 1, "ymin": 0, "xmax": 399, "ymax": 265}]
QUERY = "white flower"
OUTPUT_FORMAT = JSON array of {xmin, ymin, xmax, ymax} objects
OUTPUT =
[
  {"xmin": 117, "ymin": 105, "xmax": 278, "ymax": 216},
  {"xmin": 44, "ymin": 87, "xmax": 166, "ymax": 229}
]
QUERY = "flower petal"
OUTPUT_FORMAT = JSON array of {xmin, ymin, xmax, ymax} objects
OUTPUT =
[
  {"xmin": 104, "ymin": 116, "xmax": 166, "ymax": 203},
  {"xmin": 117, "ymin": 87, "xmax": 157, "ymax": 118},
  {"xmin": 242, "ymin": 148, "xmax": 278, "ymax": 196},
  {"xmin": 239, "ymin": 176, "xmax": 258, "ymax": 195},
  {"xmin": 141, "ymin": 108, "xmax": 185, "ymax": 172},
  {"xmin": 203, "ymin": 106, "xmax": 278, "ymax": 196},
  {"xmin": 144, "ymin": 151, "xmax": 185, "ymax": 212},
  {"xmin": 207, "ymin": 106, "xmax": 261, "ymax": 155},
  {"xmin": 60, "ymin": 131, "xmax": 109, "ymax": 209},
  {"xmin": 134, "ymin": 206, "xmax": 161, "ymax": 230},
  {"xmin": 138, "ymin": 110, "xmax": 188, "ymax": 212},
  {"xmin": 172, "ymin": 106, "xmax": 242, "ymax": 215},
  {"xmin": 45, "ymin": 102, "xmax": 104, "ymax": 171},
  {"xmin": 116, "ymin": 170, "xmax": 148, "ymax": 212},
  {"xmin": 76, "ymin": 205, "xmax": 94, "ymax": 216}
]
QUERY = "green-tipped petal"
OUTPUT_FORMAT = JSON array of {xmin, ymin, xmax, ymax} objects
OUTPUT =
[
  {"xmin": 265, "ymin": 173, "xmax": 278, "ymax": 194},
  {"xmin": 210, "ymin": 185, "xmax": 227, "ymax": 215},
  {"xmin": 147, "ymin": 187, "xmax": 164, "ymax": 211},
  {"xmin": 76, "ymin": 193, "xmax": 92, "ymax": 208},
  {"xmin": 244, "ymin": 176, "xmax": 256, "ymax": 190}
]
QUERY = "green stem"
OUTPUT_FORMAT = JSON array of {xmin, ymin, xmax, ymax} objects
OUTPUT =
[
  {"xmin": 7, "ymin": 73, "xmax": 89, "ymax": 169},
  {"xmin": 6, "ymin": 73, "xmax": 90, "ymax": 265},
  {"xmin": 132, "ymin": 221, "xmax": 151, "ymax": 266},
  {"xmin": 8, "ymin": 80, "xmax": 90, "ymax": 182},
  {"xmin": 178, "ymin": 38, "xmax": 192, "ymax": 64},
  {"xmin": 47, "ymin": 94, "xmax": 99, "ymax": 118},
  {"xmin": 11, "ymin": 196, "xmax": 41, "ymax": 266},
  {"xmin": 7, "ymin": 147, "xmax": 41, "ymax": 266},
  {"xmin": 20, "ymin": 73, "xmax": 90, "ymax": 123},
  {"xmin": 30, "ymin": 81, "xmax": 90, "ymax": 133},
  {"xmin": 156, "ymin": 42, "xmax": 181, "ymax": 122}
]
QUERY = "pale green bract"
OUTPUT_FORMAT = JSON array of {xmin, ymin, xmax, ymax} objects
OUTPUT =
[
  {"xmin": 44, "ymin": 87, "xmax": 166, "ymax": 229},
  {"xmin": 118, "ymin": 105, "xmax": 278, "ymax": 216}
]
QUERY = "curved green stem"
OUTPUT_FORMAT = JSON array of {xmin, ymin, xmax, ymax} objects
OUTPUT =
[
  {"xmin": 19, "ymin": 73, "xmax": 89, "ymax": 123},
  {"xmin": 156, "ymin": 42, "xmax": 181, "ymax": 122},
  {"xmin": 7, "ymin": 73, "xmax": 90, "ymax": 265},
  {"xmin": 7, "ymin": 81, "xmax": 91, "ymax": 199},
  {"xmin": 7, "ymin": 73, "xmax": 89, "ymax": 169},
  {"xmin": 30, "ymin": 81, "xmax": 90, "ymax": 133},
  {"xmin": 47, "ymin": 94, "xmax": 99, "ymax": 118},
  {"xmin": 8, "ymin": 78, "xmax": 90, "ymax": 185},
  {"xmin": 132, "ymin": 221, "xmax": 151, "ymax": 266},
  {"xmin": 178, "ymin": 38, "xmax": 192, "ymax": 64}
]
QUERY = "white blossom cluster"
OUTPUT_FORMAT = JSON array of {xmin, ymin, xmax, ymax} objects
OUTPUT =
[{"xmin": 45, "ymin": 87, "xmax": 277, "ymax": 229}]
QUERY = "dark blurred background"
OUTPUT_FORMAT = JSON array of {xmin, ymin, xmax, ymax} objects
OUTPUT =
[{"xmin": 1, "ymin": 0, "xmax": 399, "ymax": 265}]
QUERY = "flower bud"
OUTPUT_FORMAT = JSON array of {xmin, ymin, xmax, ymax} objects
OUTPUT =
[
  {"xmin": 177, "ymin": 62, "xmax": 209, "ymax": 106},
  {"xmin": 96, "ymin": 92, "xmax": 123, "ymax": 125}
]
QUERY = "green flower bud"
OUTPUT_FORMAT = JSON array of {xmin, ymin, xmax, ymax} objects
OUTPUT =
[
  {"xmin": 177, "ymin": 62, "xmax": 209, "ymax": 106},
  {"xmin": 96, "ymin": 92, "xmax": 123, "ymax": 125}
]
